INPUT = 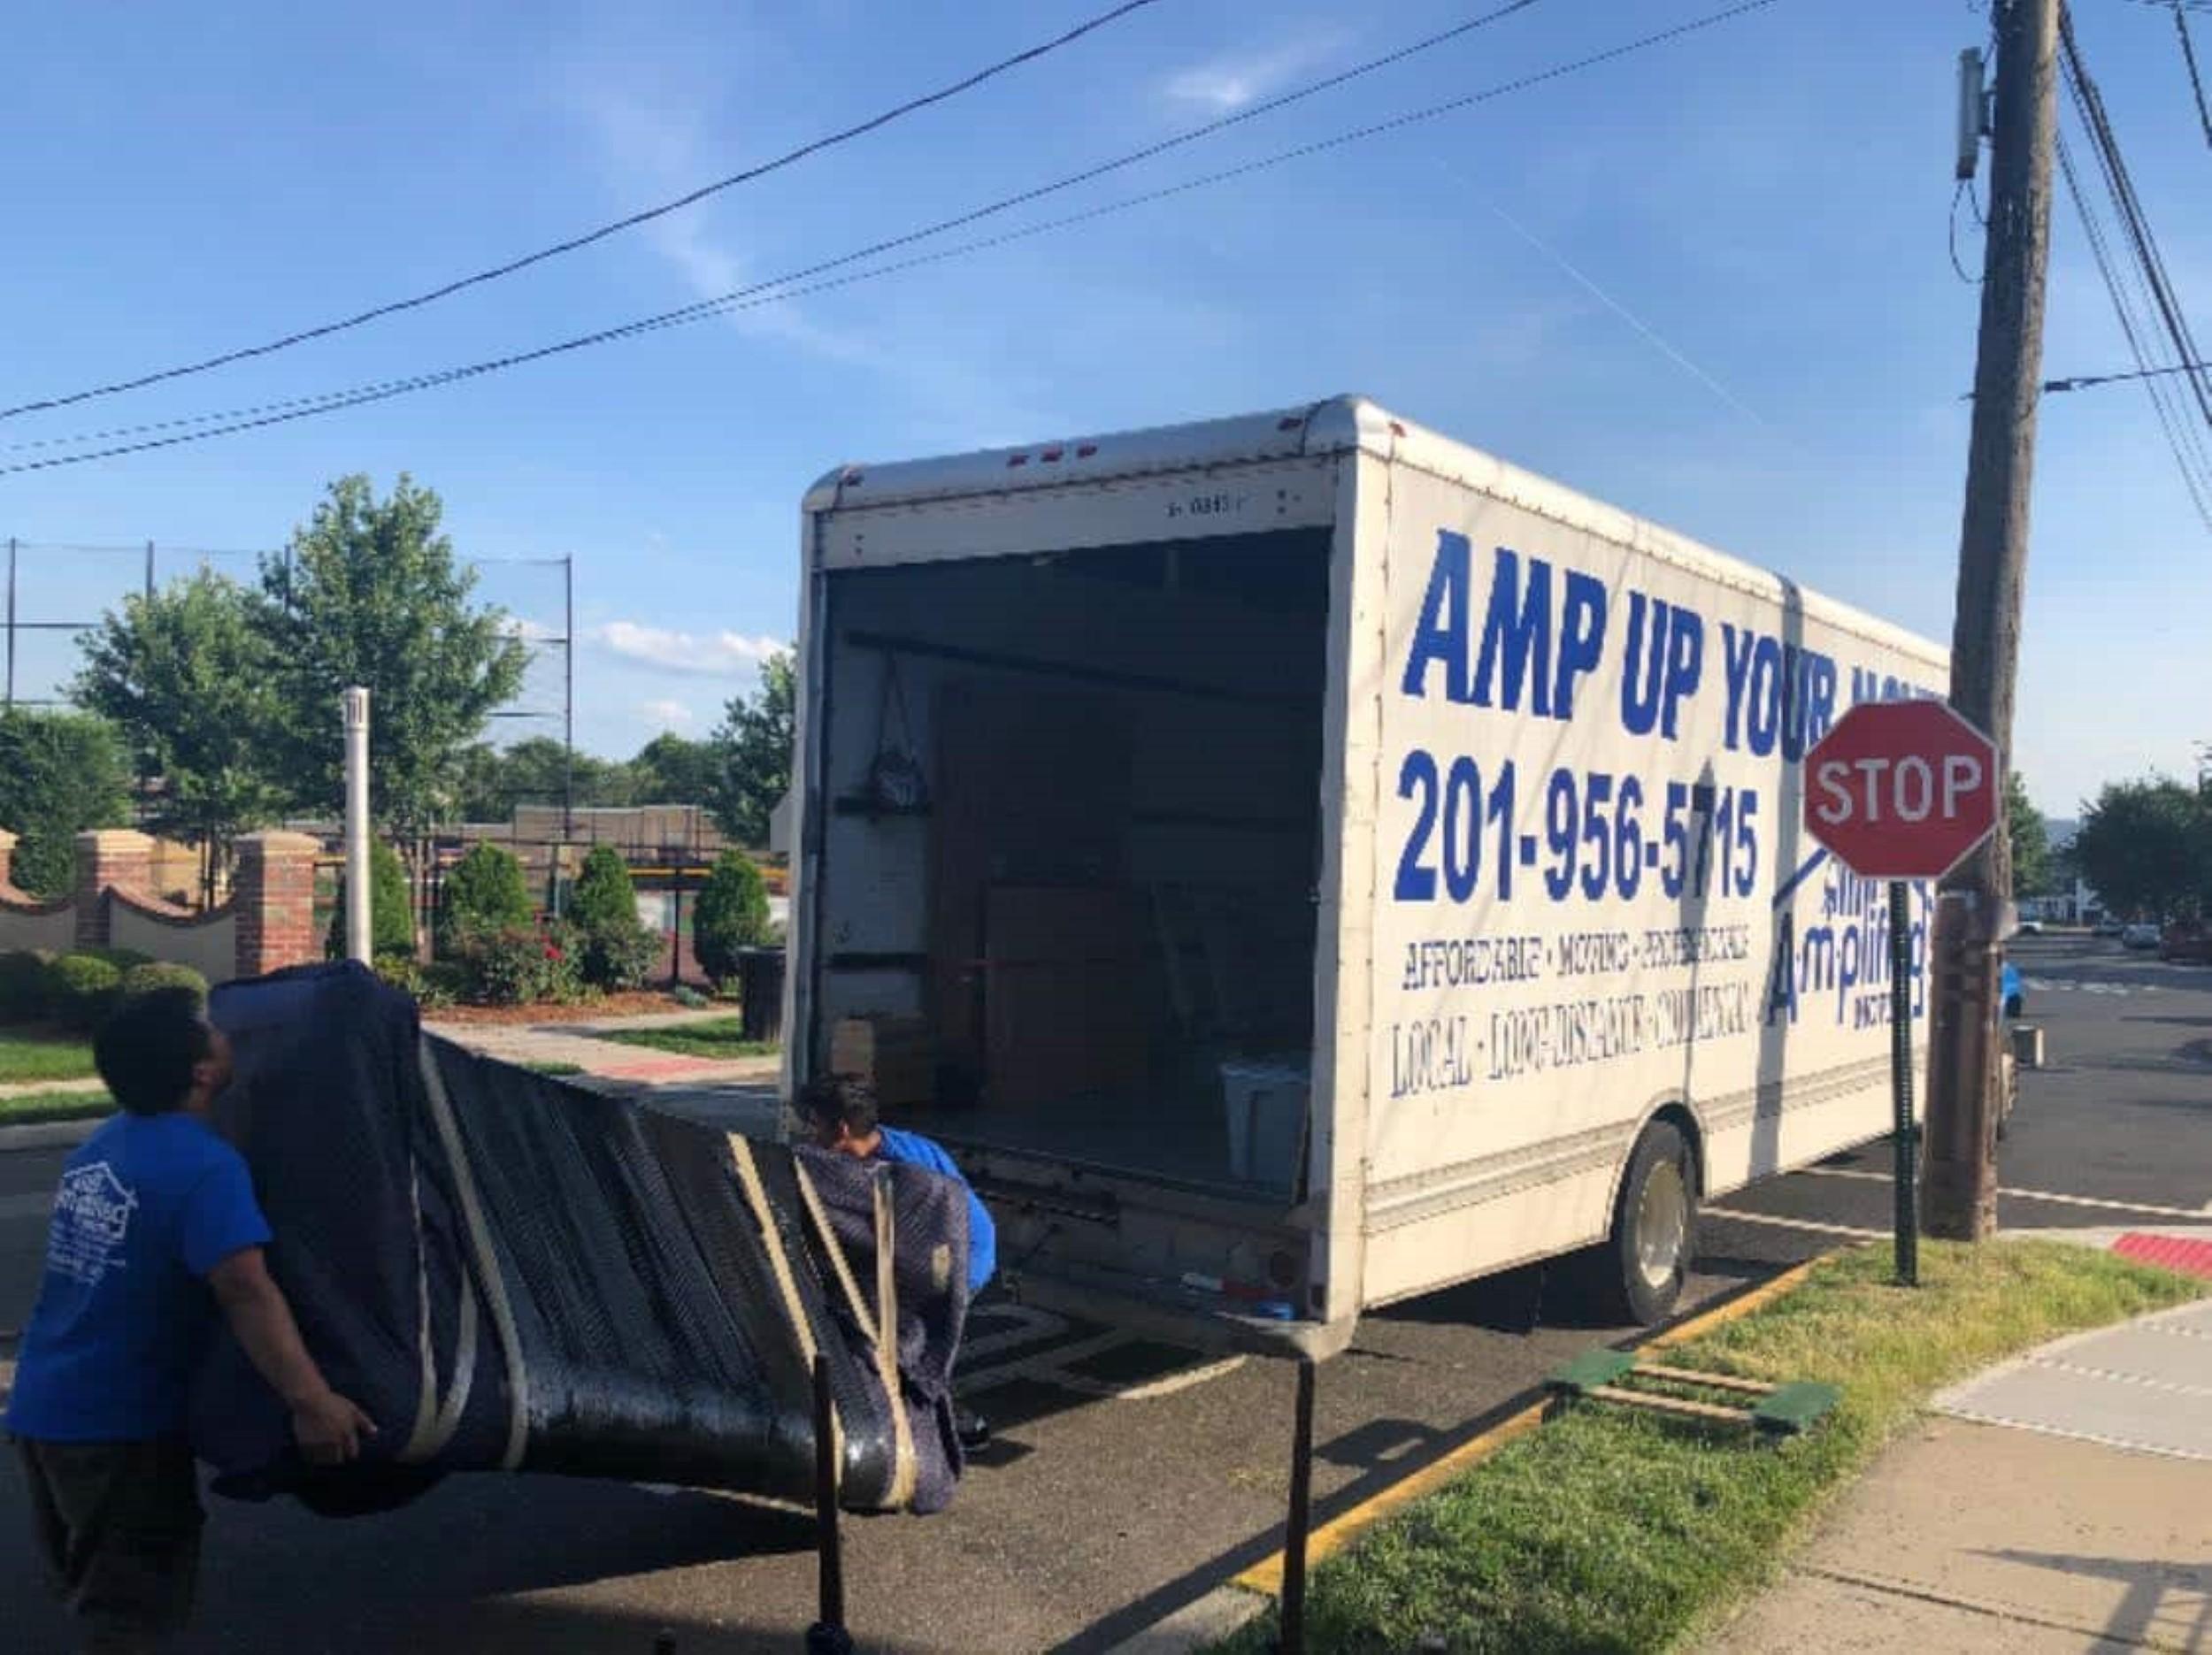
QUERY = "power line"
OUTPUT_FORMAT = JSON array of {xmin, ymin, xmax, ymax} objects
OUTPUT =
[
  {"xmin": 0, "ymin": 0, "xmax": 1171, "ymax": 424},
  {"xmin": 2045, "ymin": 356, "xmax": 2212, "ymax": 389},
  {"xmin": 1, "ymin": 0, "xmax": 1784, "ymax": 477},
  {"xmin": 2054, "ymin": 11, "xmax": 2212, "ymax": 532},
  {"xmin": 7, "ymin": 0, "xmax": 1554, "ymax": 460},
  {"xmin": 2173, "ymin": 1, "xmax": 2212, "ymax": 148}
]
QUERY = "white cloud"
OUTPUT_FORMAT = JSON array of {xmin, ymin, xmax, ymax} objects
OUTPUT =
[
  {"xmin": 593, "ymin": 620, "xmax": 781, "ymax": 676},
  {"xmin": 503, "ymin": 616, "xmax": 560, "ymax": 642},
  {"xmin": 562, "ymin": 85, "xmax": 876, "ymax": 365},
  {"xmin": 1162, "ymin": 34, "xmax": 1343, "ymax": 113},
  {"xmin": 639, "ymin": 698, "xmax": 696, "ymax": 730}
]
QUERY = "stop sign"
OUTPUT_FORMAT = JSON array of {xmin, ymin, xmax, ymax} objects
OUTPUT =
[{"xmin": 1803, "ymin": 701, "xmax": 1999, "ymax": 880}]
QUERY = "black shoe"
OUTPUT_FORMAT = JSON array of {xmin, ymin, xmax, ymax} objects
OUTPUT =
[{"xmin": 955, "ymin": 1406, "xmax": 990, "ymax": 1452}]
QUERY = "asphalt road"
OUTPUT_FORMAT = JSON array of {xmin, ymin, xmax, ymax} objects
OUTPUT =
[{"xmin": 2, "ymin": 935, "xmax": 2204, "ymax": 1653}]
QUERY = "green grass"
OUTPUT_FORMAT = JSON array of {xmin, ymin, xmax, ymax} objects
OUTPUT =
[
  {"xmin": 589, "ymin": 1018, "xmax": 778, "ymax": 1061},
  {"xmin": 0, "ymin": 1031, "xmax": 98, "ymax": 1085},
  {"xmin": 0, "ymin": 1087, "xmax": 114, "ymax": 1126},
  {"xmin": 1213, "ymin": 1241, "xmax": 2204, "ymax": 1655},
  {"xmin": 522, "ymin": 1061, "xmax": 586, "ymax": 1077}
]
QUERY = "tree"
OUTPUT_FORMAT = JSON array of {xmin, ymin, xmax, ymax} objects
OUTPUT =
[
  {"xmin": 2004, "ymin": 772, "xmax": 2051, "ymax": 900},
  {"xmin": 261, "ymin": 475, "xmax": 529, "ymax": 837},
  {"xmin": 437, "ymin": 842, "xmax": 534, "ymax": 951},
  {"xmin": 326, "ymin": 838, "xmax": 418, "ymax": 960},
  {"xmin": 0, "ymin": 709, "xmax": 133, "ymax": 899},
  {"xmin": 2071, "ymin": 778, "xmax": 2212, "ymax": 920},
  {"xmin": 630, "ymin": 732, "xmax": 721, "ymax": 806},
  {"xmin": 694, "ymin": 849, "xmax": 772, "ymax": 982},
  {"xmin": 709, "ymin": 650, "xmax": 795, "ymax": 847},
  {"xmin": 447, "ymin": 737, "xmax": 640, "ymax": 822},
  {"xmin": 73, "ymin": 570, "xmax": 288, "ymax": 902}
]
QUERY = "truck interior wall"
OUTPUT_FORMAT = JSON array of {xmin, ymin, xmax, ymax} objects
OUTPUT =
[{"xmin": 810, "ymin": 528, "xmax": 1332, "ymax": 1195}]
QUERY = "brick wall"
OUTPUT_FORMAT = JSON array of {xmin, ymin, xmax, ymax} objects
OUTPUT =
[{"xmin": 233, "ymin": 832, "xmax": 321, "ymax": 979}]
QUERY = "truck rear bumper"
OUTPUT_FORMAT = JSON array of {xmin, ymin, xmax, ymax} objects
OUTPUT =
[{"xmin": 1002, "ymin": 1268, "xmax": 1356, "ymax": 1362}]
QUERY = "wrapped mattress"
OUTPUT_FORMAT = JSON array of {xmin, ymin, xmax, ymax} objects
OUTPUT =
[{"xmin": 190, "ymin": 962, "xmax": 968, "ymax": 1515}]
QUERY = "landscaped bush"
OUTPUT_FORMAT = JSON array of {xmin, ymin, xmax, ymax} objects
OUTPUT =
[
  {"xmin": 0, "ymin": 950, "xmax": 54, "ymax": 1023},
  {"xmin": 45, "ymin": 953, "xmax": 124, "ymax": 1032},
  {"xmin": 569, "ymin": 847, "xmax": 658, "ymax": 991},
  {"xmin": 119, "ymin": 962, "xmax": 209, "ymax": 1008},
  {"xmin": 437, "ymin": 842, "xmax": 533, "ymax": 954},
  {"xmin": 326, "ymin": 839, "xmax": 417, "ymax": 961},
  {"xmin": 372, "ymin": 954, "xmax": 467, "ymax": 1011},
  {"xmin": 694, "ymin": 850, "xmax": 772, "ymax": 985},
  {"xmin": 457, "ymin": 923, "xmax": 580, "ymax": 1007},
  {"xmin": 581, "ymin": 923, "xmax": 661, "ymax": 992}
]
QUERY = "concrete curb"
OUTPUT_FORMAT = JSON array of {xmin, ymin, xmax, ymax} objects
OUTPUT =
[{"xmin": 0, "ymin": 1117, "xmax": 104, "ymax": 1155}]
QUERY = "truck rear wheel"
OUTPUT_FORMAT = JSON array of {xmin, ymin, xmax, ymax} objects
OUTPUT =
[{"xmin": 1584, "ymin": 1120, "xmax": 1698, "ymax": 1326}]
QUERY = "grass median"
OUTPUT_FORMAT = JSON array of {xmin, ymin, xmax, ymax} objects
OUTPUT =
[
  {"xmin": 0, "ymin": 1031, "xmax": 98, "ymax": 1085},
  {"xmin": 0, "ymin": 1087, "xmax": 114, "ymax": 1127},
  {"xmin": 1216, "ymin": 1240, "xmax": 2203, "ymax": 1654},
  {"xmin": 589, "ymin": 1018, "xmax": 777, "ymax": 1061}
]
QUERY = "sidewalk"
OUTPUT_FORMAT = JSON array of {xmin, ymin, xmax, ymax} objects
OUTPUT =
[
  {"xmin": 1707, "ymin": 1235, "xmax": 2212, "ymax": 1654},
  {"xmin": 425, "ymin": 1011, "xmax": 783, "ymax": 1139}
]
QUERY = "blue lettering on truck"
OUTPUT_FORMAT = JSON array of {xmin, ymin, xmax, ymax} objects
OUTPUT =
[{"xmin": 1386, "ymin": 530, "xmax": 1936, "ymax": 1091}]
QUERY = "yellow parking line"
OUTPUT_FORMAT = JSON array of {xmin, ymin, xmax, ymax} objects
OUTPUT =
[{"xmin": 1232, "ymin": 1254, "xmax": 1831, "ymax": 1597}]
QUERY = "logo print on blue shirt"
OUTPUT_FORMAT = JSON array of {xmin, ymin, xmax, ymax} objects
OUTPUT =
[{"xmin": 49, "ymin": 1161, "xmax": 138, "ymax": 1286}]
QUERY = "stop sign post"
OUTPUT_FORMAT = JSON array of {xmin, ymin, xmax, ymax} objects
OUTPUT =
[{"xmin": 1804, "ymin": 701, "xmax": 2001, "ymax": 1286}]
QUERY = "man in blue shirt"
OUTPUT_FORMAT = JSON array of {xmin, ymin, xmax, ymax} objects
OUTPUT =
[
  {"xmin": 7, "ymin": 987, "xmax": 373, "ymax": 1652},
  {"xmin": 795, "ymin": 1073, "xmax": 995, "ymax": 1447}
]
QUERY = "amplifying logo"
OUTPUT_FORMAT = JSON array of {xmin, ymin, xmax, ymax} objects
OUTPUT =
[{"xmin": 49, "ymin": 1161, "xmax": 138, "ymax": 1286}]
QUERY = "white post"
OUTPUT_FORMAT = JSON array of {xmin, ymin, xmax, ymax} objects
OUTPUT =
[{"xmin": 343, "ymin": 687, "xmax": 373, "ymax": 964}]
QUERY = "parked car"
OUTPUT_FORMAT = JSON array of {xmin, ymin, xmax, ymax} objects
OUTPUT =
[
  {"xmin": 2092, "ymin": 916, "xmax": 2124, "ymax": 939},
  {"xmin": 2122, "ymin": 922, "xmax": 2162, "ymax": 950},
  {"xmin": 2001, "ymin": 959, "xmax": 2024, "ymax": 1020},
  {"xmin": 2012, "ymin": 919, "xmax": 2045, "ymax": 937},
  {"xmin": 2160, "ymin": 919, "xmax": 2212, "ymax": 965}
]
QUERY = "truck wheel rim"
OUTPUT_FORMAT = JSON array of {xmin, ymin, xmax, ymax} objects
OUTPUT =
[{"xmin": 1636, "ymin": 1161, "xmax": 1689, "ymax": 1292}]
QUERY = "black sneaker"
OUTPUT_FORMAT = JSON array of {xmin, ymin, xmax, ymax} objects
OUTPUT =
[{"xmin": 955, "ymin": 1406, "xmax": 990, "ymax": 1452}]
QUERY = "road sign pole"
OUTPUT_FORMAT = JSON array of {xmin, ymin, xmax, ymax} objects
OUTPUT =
[{"xmin": 1889, "ymin": 880, "xmax": 1919, "ymax": 1287}]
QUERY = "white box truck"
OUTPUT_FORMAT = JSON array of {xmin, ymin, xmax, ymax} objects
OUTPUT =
[{"xmin": 787, "ymin": 397, "xmax": 1946, "ymax": 1358}]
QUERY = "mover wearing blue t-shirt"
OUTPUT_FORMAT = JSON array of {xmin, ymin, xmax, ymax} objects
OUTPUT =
[{"xmin": 7, "ymin": 989, "xmax": 373, "ymax": 1650}]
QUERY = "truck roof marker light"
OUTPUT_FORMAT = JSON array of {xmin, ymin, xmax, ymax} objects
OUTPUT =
[
  {"xmin": 1007, "ymin": 453, "xmax": 1029, "ymax": 468},
  {"xmin": 1277, "ymin": 416, "xmax": 1303, "ymax": 432},
  {"xmin": 1076, "ymin": 443, "xmax": 1097, "ymax": 457},
  {"xmin": 1389, "ymin": 420, "xmax": 1408, "ymax": 437},
  {"xmin": 841, "ymin": 470, "xmax": 864, "ymax": 487},
  {"xmin": 1041, "ymin": 447, "xmax": 1064, "ymax": 463}
]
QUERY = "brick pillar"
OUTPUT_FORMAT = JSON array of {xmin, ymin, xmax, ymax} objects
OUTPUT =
[
  {"xmin": 0, "ymin": 827, "xmax": 18, "ymax": 897},
  {"xmin": 74, "ymin": 829, "xmax": 155, "ymax": 949},
  {"xmin": 234, "ymin": 831, "xmax": 322, "ymax": 979}
]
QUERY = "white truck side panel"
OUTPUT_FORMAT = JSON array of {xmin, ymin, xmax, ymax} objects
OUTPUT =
[{"xmin": 1356, "ymin": 457, "xmax": 1946, "ymax": 1306}]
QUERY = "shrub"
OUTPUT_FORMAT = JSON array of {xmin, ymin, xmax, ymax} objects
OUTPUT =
[
  {"xmin": 568, "ymin": 847, "xmax": 658, "ymax": 991},
  {"xmin": 695, "ymin": 850, "xmax": 772, "ymax": 984},
  {"xmin": 569, "ymin": 847, "xmax": 640, "ymax": 935},
  {"xmin": 119, "ymin": 962, "xmax": 209, "ymax": 1008},
  {"xmin": 0, "ymin": 950, "xmax": 54, "ymax": 1023},
  {"xmin": 582, "ymin": 923, "xmax": 662, "ymax": 992},
  {"xmin": 89, "ymin": 946, "xmax": 156, "ymax": 971},
  {"xmin": 458, "ymin": 923, "xmax": 580, "ymax": 1007},
  {"xmin": 438, "ymin": 843, "xmax": 533, "ymax": 954},
  {"xmin": 326, "ymin": 839, "xmax": 417, "ymax": 961},
  {"xmin": 45, "ymin": 953, "xmax": 124, "ymax": 1032},
  {"xmin": 372, "ymin": 954, "xmax": 465, "ymax": 1011}
]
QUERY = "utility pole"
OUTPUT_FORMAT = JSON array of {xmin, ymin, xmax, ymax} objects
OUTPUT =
[{"xmin": 1924, "ymin": 0, "xmax": 2060, "ymax": 1242}]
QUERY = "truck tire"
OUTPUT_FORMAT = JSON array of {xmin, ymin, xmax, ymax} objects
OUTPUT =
[{"xmin": 1588, "ymin": 1120, "xmax": 1698, "ymax": 1326}]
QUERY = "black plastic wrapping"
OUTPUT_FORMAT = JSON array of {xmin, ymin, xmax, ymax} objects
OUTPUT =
[{"xmin": 190, "ymin": 962, "xmax": 967, "ymax": 1514}]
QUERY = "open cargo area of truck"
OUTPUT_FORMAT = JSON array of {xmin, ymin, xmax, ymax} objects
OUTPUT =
[{"xmin": 806, "ymin": 528, "xmax": 1331, "ymax": 1201}]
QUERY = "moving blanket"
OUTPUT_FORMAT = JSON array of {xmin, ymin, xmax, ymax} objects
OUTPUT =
[{"xmin": 189, "ymin": 962, "xmax": 968, "ymax": 1514}]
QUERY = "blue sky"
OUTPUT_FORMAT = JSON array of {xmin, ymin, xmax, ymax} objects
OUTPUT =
[{"xmin": 4, "ymin": 0, "xmax": 2206, "ymax": 815}]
